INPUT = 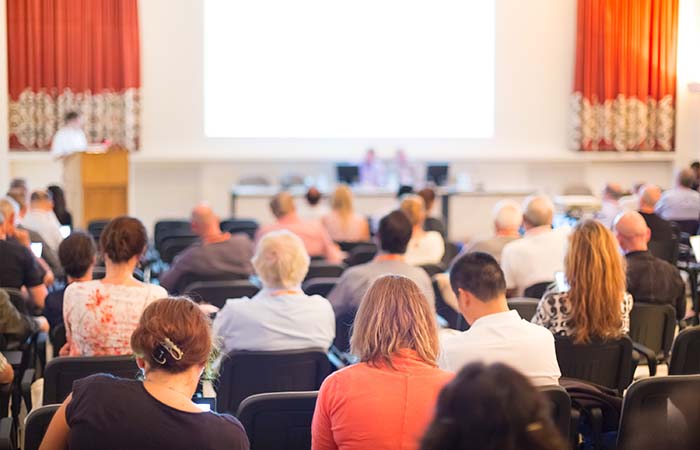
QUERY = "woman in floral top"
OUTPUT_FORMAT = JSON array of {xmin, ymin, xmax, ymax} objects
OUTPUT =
[{"xmin": 62, "ymin": 217, "xmax": 167, "ymax": 356}]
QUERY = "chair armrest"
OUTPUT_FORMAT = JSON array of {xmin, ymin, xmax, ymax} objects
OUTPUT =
[
  {"xmin": 326, "ymin": 349, "xmax": 346, "ymax": 371},
  {"xmin": 632, "ymin": 341, "xmax": 658, "ymax": 377},
  {"xmin": 0, "ymin": 417, "xmax": 15, "ymax": 450},
  {"xmin": 21, "ymin": 368, "xmax": 35, "ymax": 412}
]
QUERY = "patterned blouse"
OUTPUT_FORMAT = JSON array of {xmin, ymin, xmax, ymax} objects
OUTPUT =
[
  {"xmin": 63, "ymin": 281, "xmax": 168, "ymax": 356},
  {"xmin": 532, "ymin": 290, "xmax": 634, "ymax": 338}
]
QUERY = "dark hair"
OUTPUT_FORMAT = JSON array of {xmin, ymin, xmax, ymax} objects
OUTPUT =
[
  {"xmin": 418, "ymin": 188, "xmax": 437, "ymax": 210},
  {"xmin": 131, "ymin": 297, "xmax": 216, "ymax": 377},
  {"xmin": 100, "ymin": 216, "xmax": 148, "ymax": 263},
  {"xmin": 691, "ymin": 161, "xmax": 700, "ymax": 170},
  {"xmin": 64, "ymin": 111, "xmax": 80, "ymax": 122},
  {"xmin": 449, "ymin": 252, "xmax": 506, "ymax": 301},
  {"xmin": 30, "ymin": 190, "xmax": 52, "ymax": 203},
  {"xmin": 396, "ymin": 185, "xmax": 414, "ymax": 199},
  {"xmin": 420, "ymin": 363, "xmax": 566, "ymax": 450},
  {"xmin": 58, "ymin": 232, "xmax": 96, "ymax": 279},
  {"xmin": 378, "ymin": 210, "xmax": 413, "ymax": 254},
  {"xmin": 9, "ymin": 178, "xmax": 27, "ymax": 190},
  {"xmin": 306, "ymin": 187, "xmax": 322, "ymax": 206},
  {"xmin": 47, "ymin": 185, "xmax": 70, "ymax": 225}
]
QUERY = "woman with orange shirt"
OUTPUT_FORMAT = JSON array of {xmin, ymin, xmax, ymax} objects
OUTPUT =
[{"xmin": 312, "ymin": 275, "xmax": 452, "ymax": 450}]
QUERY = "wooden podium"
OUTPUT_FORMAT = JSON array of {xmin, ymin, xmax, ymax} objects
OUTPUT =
[{"xmin": 63, "ymin": 148, "xmax": 129, "ymax": 229}]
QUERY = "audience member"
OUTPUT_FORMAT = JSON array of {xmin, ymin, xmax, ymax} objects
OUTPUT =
[
  {"xmin": 321, "ymin": 185, "xmax": 370, "ymax": 242},
  {"xmin": 500, "ymin": 196, "xmax": 568, "ymax": 296},
  {"xmin": 8, "ymin": 178, "xmax": 28, "ymax": 200},
  {"xmin": 462, "ymin": 199, "xmax": 522, "ymax": 263},
  {"xmin": 614, "ymin": 211, "xmax": 686, "ymax": 321},
  {"xmin": 159, "ymin": 204, "xmax": 254, "ymax": 293},
  {"xmin": 359, "ymin": 148, "xmax": 385, "ymax": 187},
  {"xmin": 595, "ymin": 183, "xmax": 624, "ymax": 228},
  {"xmin": 400, "ymin": 195, "xmax": 445, "ymax": 265},
  {"xmin": 638, "ymin": 184, "xmax": 675, "ymax": 242},
  {"xmin": 214, "ymin": 230, "xmax": 334, "ymax": 354},
  {"xmin": 312, "ymin": 275, "xmax": 452, "ymax": 450},
  {"xmin": 47, "ymin": 185, "xmax": 73, "ymax": 227},
  {"xmin": 41, "ymin": 297, "xmax": 249, "ymax": 450},
  {"xmin": 655, "ymin": 168, "xmax": 700, "ymax": 222},
  {"xmin": 417, "ymin": 188, "xmax": 446, "ymax": 238},
  {"xmin": 0, "ymin": 287, "xmax": 46, "ymax": 342},
  {"xmin": 302, "ymin": 187, "xmax": 328, "ymax": 221},
  {"xmin": 439, "ymin": 253, "xmax": 560, "ymax": 385},
  {"xmin": 533, "ymin": 220, "xmax": 633, "ymax": 342},
  {"xmin": 256, "ymin": 192, "xmax": 343, "ymax": 263},
  {"xmin": 44, "ymin": 232, "xmax": 96, "ymax": 330},
  {"xmin": 692, "ymin": 161, "xmax": 700, "ymax": 191},
  {"xmin": 21, "ymin": 190, "xmax": 64, "ymax": 252},
  {"xmin": 328, "ymin": 210, "xmax": 434, "ymax": 317},
  {"xmin": 62, "ymin": 216, "xmax": 167, "ymax": 356},
  {"xmin": 619, "ymin": 182, "xmax": 645, "ymax": 211},
  {"xmin": 420, "ymin": 363, "xmax": 567, "ymax": 450}
]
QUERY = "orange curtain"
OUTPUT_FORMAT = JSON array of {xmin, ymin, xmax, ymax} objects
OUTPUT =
[
  {"xmin": 7, "ymin": 0, "xmax": 140, "ymax": 150},
  {"xmin": 571, "ymin": 0, "xmax": 678, "ymax": 152}
]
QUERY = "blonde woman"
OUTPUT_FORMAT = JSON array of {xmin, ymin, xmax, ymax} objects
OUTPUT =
[
  {"xmin": 532, "ymin": 219, "xmax": 633, "ymax": 343},
  {"xmin": 400, "ymin": 195, "xmax": 445, "ymax": 265},
  {"xmin": 312, "ymin": 275, "xmax": 452, "ymax": 450},
  {"xmin": 321, "ymin": 185, "xmax": 370, "ymax": 242}
]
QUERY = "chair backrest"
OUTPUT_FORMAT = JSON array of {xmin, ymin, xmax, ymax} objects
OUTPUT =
[
  {"xmin": 554, "ymin": 335, "xmax": 634, "ymax": 392},
  {"xmin": 420, "ymin": 263, "xmax": 446, "ymax": 278},
  {"xmin": 629, "ymin": 303, "xmax": 676, "ymax": 358},
  {"xmin": 442, "ymin": 241, "xmax": 461, "ymax": 266},
  {"xmin": 617, "ymin": 375, "xmax": 700, "ymax": 450},
  {"xmin": 538, "ymin": 385, "xmax": 571, "ymax": 440},
  {"xmin": 24, "ymin": 404, "xmax": 60, "ymax": 450},
  {"xmin": 669, "ymin": 326, "xmax": 700, "ymax": 375},
  {"xmin": 507, "ymin": 297, "xmax": 540, "ymax": 321},
  {"xmin": 153, "ymin": 219, "xmax": 191, "ymax": 247},
  {"xmin": 49, "ymin": 324, "xmax": 66, "ymax": 358},
  {"xmin": 336, "ymin": 241, "xmax": 374, "ymax": 252},
  {"xmin": 237, "ymin": 391, "xmax": 318, "ymax": 450},
  {"xmin": 217, "ymin": 349, "xmax": 331, "ymax": 414},
  {"xmin": 86, "ymin": 219, "xmax": 110, "ymax": 242},
  {"xmin": 43, "ymin": 355, "xmax": 139, "ymax": 404},
  {"xmin": 673, "ymin": 219, "xmax": 700, "ymax": 236},
  {"xmin": 302, "ymin": 278, "xmax": 338, "ymax": 298},
  {"xmin": 333, "ymin": 309, "xmax": 357, "ymax": 354},
  {"xmin": 343, "ymin": 244, "xmax": 377, "ymax": 267},
  {"xmin": 220, "ymin": 219, "xmax": 259, "ymax": 240},
  {"xmin": 523, "ymin": 282, "xmax": 552, "ymax": 299},
  {"xmin": 648, "ymin": 221, "xmax": 680, "ymax": 264},
  {"xmin": 305, "ymin": 262, "xmax": 346, "ymax": 280},
  {"xmin": 92, "ymin": 266, "xmax": 144, "ymax": 282},
  {"xmin": 183, "ymin": 280, "xmax": 260, "ymax": 309},
  {"xmin": 432, "ymin": 278, "xmax": 465, "ymax": 331},
  {"xmin": 158, "ymin": 235, "xmax": 199, "ymax": 264},
  {"xmin": 171, "ymin": 271, "xmax": 249, "ymax": 295}
]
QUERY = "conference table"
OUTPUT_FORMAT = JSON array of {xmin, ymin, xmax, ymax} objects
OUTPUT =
[{"xmin": 230, "ymin": 185, "xmax": 535, "ymax": 242}]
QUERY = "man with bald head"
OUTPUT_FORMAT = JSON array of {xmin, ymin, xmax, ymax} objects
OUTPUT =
[
  {"xmin": 614, "ymin": 211, "xmax": 686, "ymax": 321},
  {"xmin": 655, "ymin": 169, "xmax": 700, "ymax": 223},
  {"xmin": 500, "ymin": 196, "xmax": 570, "ymax": 297},
  {"xmin": 637, "ymin": 184, "xmax": 675, "ymax": 245},
  {"xmin": 159, "ymin": 203, "xmax": 254, "ymax": 293}
]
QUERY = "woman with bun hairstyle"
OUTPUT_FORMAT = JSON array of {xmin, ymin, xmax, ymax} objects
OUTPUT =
[
  {"xmin": 40, "ymin": 297, "xmax": 249, "ymax": 450},
  {"xmin": 61, "ymin": 216, "xmax": 167, "ymax": 356}
]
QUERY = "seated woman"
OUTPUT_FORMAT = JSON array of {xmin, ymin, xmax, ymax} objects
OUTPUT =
[
  {"xmin": 62, "ymin": 217, "xmax": 167, "ymax": 356},
  {"xmin": 532, "ymin": 219, "xmax": 633, "ymax": 343},
  {"xmin": 420, "ymin": 362, "xmax": 566, "ymax": 450},
  {"xmin": 321, "ymin": 185, "xmax": 370, "ymax": 242},
  {"xmin": 400, "ymin": 195, "xmax": 445, "ymax": 266},
  {"xmin": 312, "ymin": 275, "xmax": 452, "ymax": 450},
  {"xmin": 214, "ymin": 230, "xmax": 335, "ymax": 354},
  {"xmin": 39, "ymin": 297, "xmax": 249, "ymax": 450}
]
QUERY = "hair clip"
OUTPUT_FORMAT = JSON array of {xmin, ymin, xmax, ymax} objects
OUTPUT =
[
  {"xmin": 151, "ymin": 337, "xmax": 183, "ymax": 365},
  {"xmin": 526, "ymin": 422, "xmax": 543, "ymax": 432}
]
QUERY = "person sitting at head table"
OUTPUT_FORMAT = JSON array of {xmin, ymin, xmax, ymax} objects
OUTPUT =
[
  {"xmin": 21, "ymin": 190, "xmax": 64, "ymax": 253},
  {"xmin": 417, "ymin": 188, "xmax": 446, "ymax": 238},
  {"xmin": 321, "ymin": 184, "xmax": 370, "ymax": 242},
  {"xmin": 359, "ymin": 148, "xmax": 385, "ymax": 187},
  {"xmin": 327, "ymin": 210, "xmax": 435, "ymax": 317},
  {"xmin": 312, "ymin": 275, "xmax": 453, "ymax": 450},
  {"xmin": 439, "ymin": 252, "xmax": 560, "ymax": 386},
  {"xmin": 637, "ymin": 184, "xmax": 675, "ymax": 243},
  {"xmin": 39, "ymin": 297, "xmax": 250, "ymax": 450},
  {"xmin": 394, "ymin": 148, "xmax": 416, "ymax": 187},
  {"xmin": 159, "ymin": 203, "xmax": 254, "ymax": 293},
  {"xmin": 255, "ymin": 192, "xmax": 343, "ymax": 264},
  {"xmin": 50, "ymin": 111, "xmax": 88, "ymax": 159},
  {"xmin": 595, "ymin": 183, "xmax": 624, "ymax": 229},
  {"xmin": 655, "ymin": 168, "xmax": 700, "ymax": 222},
  {"xmin": 214, "ymin": 230, "xmax": 335, "ymax": 354},
  {"xmin": 400, "ymin": 195, "xmax": 445, "ymax": 266},
  {"xmin": 614, "ymin": 211, "xmax": 687, "ymax": 322},
  {"xmin": 500, "ymin": 196, "xmax": 569, "ymax": 297}
]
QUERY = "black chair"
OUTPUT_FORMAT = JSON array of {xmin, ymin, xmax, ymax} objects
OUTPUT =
[
  {"xmin": 419, "ymin": 263, "xmax": 446, "ymax": 278},
  {"xmin": 153, "ymin": 219, "xmax": 191, "ymax": 248},
  {"xmin": 507, "ymin": 297, "xmax": 540, "ymax": 321},
  {"xmin": 648, "ymin": 222, "xmax": 680, "ymax": 264},
  {"xmin": 629, "ymin": 303, "xmax": 676, "ymax": 376},
  {"xmin": 216, "ymin": 349, "xmax": 331, "ymax": 414},
  {"xmin": 0, "ymin": 416, "xmax": 14, "ymax": 450},
  {"xmin": 23, "ymin": 404, "xmax": 59, "ymax": 450},
  {"xmin": 671, "ymin": 220, "xmax": 700, "ymax": 236},
  {"xmin": 302, "ymin": 278, "xmax": 338, "ymax": 298},
  {"xmin": 305, "ymin": 262, "xmax": 345, "ymax": 281},
  {"xmin": 343, "ymin": 244, "xmax": 377, "ymax": 267},
  {"xmin": 86, "ymin": 219, "xmax": 109, "ymax": 242},
  {"xmin": 42, "ymin": 355, "xmax": 139, "ymax": 405},
  {"xmin": 523, "ymin": 282, "xmax": 552, "ymax": 299},
  {"xmin": 91, "ymin": 266, "xmax": 145, "ymax": 282},
  {"xmin": 220, "ymin": 219, "xmax": 259, "ymax": 239},
  {"xmin": 158, "ymin": 234, "xmax": 199, "ymax": 264},
  {"xmin": 539, "ymin": 385, "xmax": 571, "ymax": 441},
  {"xmin": 432, "ymin": 277, "xmax": 466, "ymax": 331},
  {"xmin": 333, "ymin": 309, "xmax": 357, "ymax": 354},
  {"xmin": 669, "ymin": 326, "xmax": 700, "ymax": 375},
  {"xmin": 183, "ymin": 280, "xmax": 260, "ymax": 309},
  {"xmin": 170, "ymin": 271, "xmax": 250, "ymax": 295},
  {"xmin": 336, "ymin": 241, "xmax": 374, "ymax": 253},
  {"xmin": 49, "ymin": 324, "xmax": 66, "ymax": 358},
  {"xmin": 554, "ymin": 336, "xmax": 634, "ymax": 393},
  {"xmin": 617, "ymin": 375, "xmax": 700, "ymax": 450},
  {"xmin": 442, "ymin": 241, "xmax": 461, "ymax": 266},
  {"xmin": 237, "ymin": 391, "xmax": 318, "ymax": 450}
]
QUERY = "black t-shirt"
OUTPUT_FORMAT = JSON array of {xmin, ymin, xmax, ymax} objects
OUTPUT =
[
  {"xmin": 0, "ymin": 240, "xmax": 44, "ymax": 289},
  {"xmin": 66, "ymin": 374, "xmax": 250, "ymax": 450}
]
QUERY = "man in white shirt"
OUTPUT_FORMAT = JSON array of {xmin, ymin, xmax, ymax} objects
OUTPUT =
[
  {"xmin": 595, "ymin": 183, "xmax": 624, "ymax": 229},
  {"xmin": 20, "ymin": 190, "xmax": 64, "ymax": 253},
  {"xmin": 439, "ymin": 252, "xmax": 561, "ymax": 386},
  {"xmin": 213, "ymin": 230, "xmax": 335, "ymax": 354},
  {"xmin": 500, "ymin": 195, "xmax": 569, "ymax": 297},
  {"xmin": 50, "ymin": 111, "xmax": 88, "ymax": 159},
  {"xmin": 655, "ymin": 168, "xmax": 700, "ymax": 222}
]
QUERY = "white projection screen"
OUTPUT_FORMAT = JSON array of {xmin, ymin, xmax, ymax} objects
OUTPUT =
[{"xmin": 204, "ymin": 0, "xmax": 494, "ymax": 139}]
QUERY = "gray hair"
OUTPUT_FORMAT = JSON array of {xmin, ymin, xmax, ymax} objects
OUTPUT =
[
  {"xmin": 252, "ymin": 230, "xmax": 310, "ymax": 289},
  {"xmin": 522, "ymin": 195, "xmax": 554, "ymax": 227},
  {"xmin": 492, "ymin": 200, "xmax": 522, "ymax": 231},
  {"xmin": 678, "ymin": 168, "xmax": 696, "ymax": 188}
]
